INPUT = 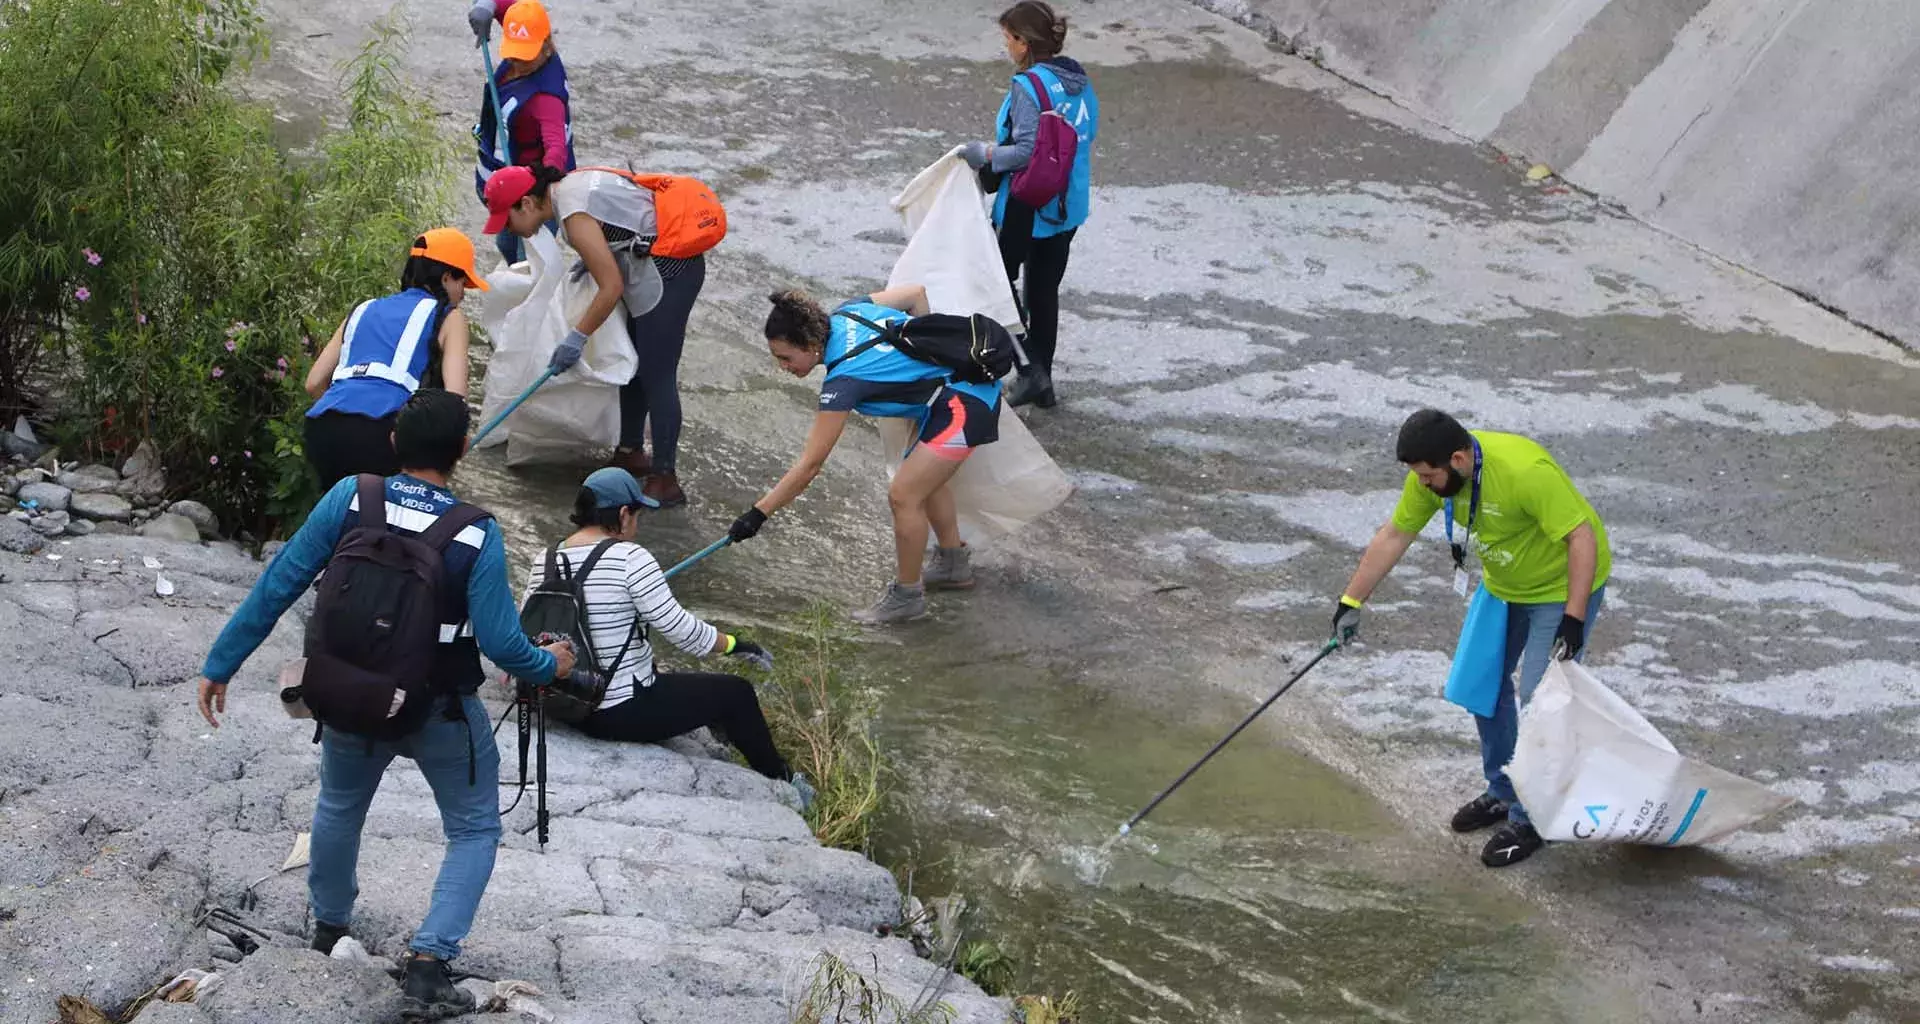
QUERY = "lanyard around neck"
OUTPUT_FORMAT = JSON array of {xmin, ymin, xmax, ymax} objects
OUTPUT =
[{"xmin": 1443, "ymin": 439, "xmax": 1483, "ymax": 572}]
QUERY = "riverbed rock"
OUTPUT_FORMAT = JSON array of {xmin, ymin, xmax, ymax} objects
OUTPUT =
[
  {"xmin": 30, "ymin": 510, "xmax": 70, "ymax": 536},
  {"xmin": 72, "ymin": 491, "xmax": 134, "ymax": 522},
  {"xmin": 196, "ymin": 946, "xmax": 406, "ymax": 1024},
  {"xmin": 169, "ymin": 499, "xmax": 219, "ymax": 538},
  {"xmin": 17, "ymin": 480, "xmax": 71, "ymax": 512},
  {"xmin": 57, "ymin": 465, "xmax": 122, "ymax": 494},
  {"xmin": 139, "ymin": 512, "xmax": 203, "ymax": 543},
  {"xmin": 65, "ymin": 517, "xmax": 96, "ymax": 537},
  {"xmin": 119, "ymin": 441, "xmax": 166, "ymax": 498},
  {"xmin": 92, "ymin": 520, "xmax": 133, "ymax": 536},
  {"xmin": 0, "ymin": 515, "xmax": 45, "ymax": 553}
]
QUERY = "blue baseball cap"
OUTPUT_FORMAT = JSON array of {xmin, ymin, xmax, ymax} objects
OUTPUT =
[{"xmin": 582, "ymin": 467, "xmax": 658, "ymax": 510}]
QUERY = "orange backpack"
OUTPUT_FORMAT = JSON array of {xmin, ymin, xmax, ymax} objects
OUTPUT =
[{"xmin": 581, "ymin": 166, "xmax": 727, "ymax": 259}]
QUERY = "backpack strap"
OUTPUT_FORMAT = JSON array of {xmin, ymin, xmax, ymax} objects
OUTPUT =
[
  {"xmin": 418, "ymin": 502, "xmax": 491, "ymax": 551},
  {"xmin": 573, "ymin": 539, "xmax": 639, "ymax": 677},
  {"xmin": 825, "ymin": 309, "xmax": 903, "ymax": 372},
  {"xmin": 354, "ymin": 475, "xmax": 388, "ymax": 531},
  {"xmin": 1022, "ymin": 70, "xmax": 1055, "ymax": 114}
]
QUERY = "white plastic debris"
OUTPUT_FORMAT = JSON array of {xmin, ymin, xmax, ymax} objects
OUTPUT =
[
  {"xmin": 12, "ymin": 416, "xmax": 36, "ymax": 444},
  {"xmin": 155, "ymin": 573, "xmax": 175, "ymax": 597},
  {"xmin": 281, "ymin": 832, "xmax": 310, "ymax": 872},
  {"xmin": 157, "ymin": 968, "xmax": 221, "ymax": 1003},
  {"xmin": 328, "ymin": 937, "xmax": 382, "ymax": 968},
  {"xmin": 142, "ymin": 556, "xmax": 163, "ymax": 570},
  {"xmin": 476, "ymin": 979, "xmax": 552, "ymax": 1021}
]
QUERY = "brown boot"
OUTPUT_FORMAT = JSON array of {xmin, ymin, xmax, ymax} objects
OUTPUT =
[
  {"xmin": 606, "ymin": 447, "xmax": 652, "ymax": 476},
  {"xmin": 642, "ymin": 472, "xmax": 686, "ymax": 508}
]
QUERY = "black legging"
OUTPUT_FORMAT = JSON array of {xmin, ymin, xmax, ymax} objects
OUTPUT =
[
  {"xmin": 996, "ymin": 198, "xmax": 1077, "ymax": 376},
  {"xmin": 579, "ymin": 671, "xmax": 791, "ymax": 780},
  {"xmin": 303, "ymin": 410, "xmax": 400, "ymax": 489},
  {"xmin": 619, "ymin": 256, "xmax": 706, "ymax": 473}
]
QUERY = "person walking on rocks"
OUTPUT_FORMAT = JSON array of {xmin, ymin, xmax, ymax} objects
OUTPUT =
[
  {"xmin": 727, "ymin": 287, "xmax": 1001, "ymax": 625},
  {"xmin": 468, "ymin": 0, "xmax": 574, "ymax": 265},
  {"xmin": 483, "ymin": 164, "xmax": 713, "ymax": 507},
  {"xmin": 1330, "ymin": 409, "xmax": 1610, "ymax": 868},
  {"xmin": 302, "ymin": 229, "xmax": 489, "ymax": 487},
  {"xmin": 194, "ymin": 389, "xmax": 576, "ymax": 1020},
  {"xmin": 959, "ymin": 0, "xmax": 1098, "ymax": 409},
  {"xmin": 523, "ymin": 467, "xmax": 813, "ymax": 805}
]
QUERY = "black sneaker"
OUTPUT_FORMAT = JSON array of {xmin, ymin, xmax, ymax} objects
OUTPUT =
[
  {"xmin": 1480, "ymin": 822, "xmax": 1544, "ymax": 868},
  {"xmin": 310, "ymin": 920, "xmax": 350, "ymax": 956},
  {"xmin": 1449, "ymin": 793, "xmax": 1510, "ymax": 833},
  {"xmin": 400, "ymin": 954, "xmax": 476, "ymax": 1021}
]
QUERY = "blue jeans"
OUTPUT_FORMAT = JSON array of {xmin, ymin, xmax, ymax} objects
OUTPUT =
[
  {"xmin": 309, "ymin": 694, "xmax": 501, "ymax": 961},
  {"xmin": 1477, "ymin": 586, "xmax": 1606, "ymax": 824}
]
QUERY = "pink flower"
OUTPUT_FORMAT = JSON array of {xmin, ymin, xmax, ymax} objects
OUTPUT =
[
  {"xmin": 273, "ymin": 369, "xmax": 287, "ymax": 381},
  {"xmin": 209, "ymin": 455, "xmax": 220, "ymax": 466},
  {"xmin": 137, "ymin": 313, "xmax": 148, "ymax": 325},
  {"xmin": 210, "ymin": 367, "xmax": 224, "ymax": 379},
  {"xmin": 83, "ymin": 248, "xmax": 102, "ymax": 266},
  {"xmin": 224, "ymin": 340, "xmax": 236, "ymax": 352},
  {"xmin": 226, "ymin": 321, "xmax": 249, "ymax": 337},
  {"xmin": 74, "ymin": 287, "xmax": 90, "ymax": 302},
  {"xmin": 244, "ymin": 450, "xmax": 253, "ymax": 459},
  {"xmin": 301, "ymin": 335, "xmax": 313, "ymax": 350},
  {"xmin": 275, "ymin": 356, "xmax": 289, "ymax": 370}
]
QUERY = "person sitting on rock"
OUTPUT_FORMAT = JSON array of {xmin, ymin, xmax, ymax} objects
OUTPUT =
[
  {"xmin": 525, "ymin": 467, "xmax": 814, "ymax": 807},
  {"xmin": 302, "ymin": 229, "xmax": 488, "ymax": 488},
  {"xmin": 194, "ymin": 389, "xmax": 576, "ymax": 1020}
]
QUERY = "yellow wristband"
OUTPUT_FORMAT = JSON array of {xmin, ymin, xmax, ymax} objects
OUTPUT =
[
  {"xmin": 1339, "ymin": 595, "xmax": 1364, "ymax": 609},
  {"xmin": 724, "ymin": 634, "xmax": 737, "ymax": 654}
]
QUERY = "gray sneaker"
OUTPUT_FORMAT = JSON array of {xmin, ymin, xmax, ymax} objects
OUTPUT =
[
  {"xmin": 851, "ymin": 582, "xmax": 927, "ymax": 624},
  {"xmin": 922, "ymin": 545, "xmax": 974, "ymax": 590}
]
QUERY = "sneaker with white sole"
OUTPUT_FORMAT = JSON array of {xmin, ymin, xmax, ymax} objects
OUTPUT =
[
  {"xmin": 850, "ymin": 582, "xmax": 926, "ymax": 624},
  {"xmin": 1480, "ymin": 821, "xmax": 1544, "ymax": 868},
  {"xmin": 922, "ymin": 545, "xmax": 974, "ymax": 590}
]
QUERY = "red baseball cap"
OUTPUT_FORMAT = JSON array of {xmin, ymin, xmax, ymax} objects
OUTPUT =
[{"xmin": 482, "ymin": 165, "xmax": 538, "ymax": 235}]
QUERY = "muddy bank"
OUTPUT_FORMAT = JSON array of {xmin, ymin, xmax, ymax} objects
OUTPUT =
[{"xmin": 0, "ymin": 534, "xmax": 1003, "ymax": 1023}]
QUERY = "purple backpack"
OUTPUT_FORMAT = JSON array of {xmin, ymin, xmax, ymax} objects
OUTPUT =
[{"xmin": 1009, "ymin": 70, "xmax": 1077, "ymax": 215}]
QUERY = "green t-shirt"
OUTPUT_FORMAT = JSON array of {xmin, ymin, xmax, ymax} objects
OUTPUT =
[{"xmin": 1391, "ymin": 430, "xmax": 1610, "ymax": 604}]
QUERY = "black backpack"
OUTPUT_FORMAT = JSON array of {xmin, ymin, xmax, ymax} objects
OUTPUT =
[
  {"xmin": 301, "ymin": 475, "xmax": 489, "ymax": 740},
  {"xmin": 829, "ymin": 309, "xmax": 1018, "ymax": 385},
  {"xmin": 516, "ymin": 539, "xmax": 639, "ymax": 725}
]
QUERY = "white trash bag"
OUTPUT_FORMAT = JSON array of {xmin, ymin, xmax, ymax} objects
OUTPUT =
[
  {"xmin": 876, "ymin": 407, "xmax": 1070, "ymax": 546},
  {"xmin": 887, "ymin": 149, "xmax": 1023, "ymax": 333},
  {"xmin": 1509, "ymin": 660, "xmax": 1794, "ymax": 846},
  {"xmin": 475, "ymin": 228, "xmax": 638, "ymax": 466}
]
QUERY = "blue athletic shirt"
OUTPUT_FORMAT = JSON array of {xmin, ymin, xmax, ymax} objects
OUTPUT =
[{"xmin": 819, "ymin": 300, "xmax": 1001, "ymax": 418}]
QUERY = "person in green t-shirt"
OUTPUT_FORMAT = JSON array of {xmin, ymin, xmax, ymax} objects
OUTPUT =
[{"xmin": 1332, "ymin": 409, "xmax": 1611, "ymax": 868}]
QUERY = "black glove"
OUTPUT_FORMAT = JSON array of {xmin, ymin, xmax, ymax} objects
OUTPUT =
[
  {"xmin": 728, "ymin": 506, "xmax": 768, "ymax": 543},
  {"xmin": 1552, "ymin": 613, "xmax": 1586, "ymax": 661},
  {"xmin": 729, "ymin": 638, "xmax": 774, "ymax": 672},
  {"xmin": 1331, "ymin": 598, "xmax": 1363, "ymax": 646}
]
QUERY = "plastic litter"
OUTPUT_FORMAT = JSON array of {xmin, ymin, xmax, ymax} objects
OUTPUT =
[
  {"xmin": 1526, "ymin": 163, "xmax": 1554, "ymax": 181},
  {"xmin": 328, "ymin": 937, "xmax": 382, "ymax": 968},
  {"xmin": 157, "ymin": 968, "xmax": 221, "ymax": 1003},
  {"xmin": 142, "ymin": 556, "xmax": 163, "ymax": 570},
  {"xmin": 154, "ymin": 573, "xmax": 175, "ymax": 597},
  {"xmin": 1509, "ymin": 660, "xmax": 1795, "ymax": 846},
  {"xmin": 477, "ymin": 979, "xmax": 553, "ymax": 1021}
]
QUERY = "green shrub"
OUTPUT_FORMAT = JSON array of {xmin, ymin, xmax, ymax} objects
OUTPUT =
[
  {"xmin": 755, "ymin": 604, "xmax": 886, "ymax": 852},
  {"xmin": 0, "ymin": 0, "xmax": 453, "ymax": 535}
]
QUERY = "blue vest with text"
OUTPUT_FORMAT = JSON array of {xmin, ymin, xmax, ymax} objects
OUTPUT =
[
  {"xmin": 992, "ymin": 65, "xmax": 1099, "ymax": 239},
  {"xmin": 308, "ymin": 289, "xmax": 442, "ymax": 420}
]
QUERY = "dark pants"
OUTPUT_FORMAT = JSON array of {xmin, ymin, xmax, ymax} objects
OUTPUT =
[
  {"xmin": 996, "ymin": 199, "xmax": 1077, "ymax": 376},
  {"xmin": 304, "ymin": 411, "xmax": 400, "ymax": 489},
  {"xmin": 579, "ymin": 670, "xmax": 791, "ymax": 780},
  {"xmin": 619, "ymin": 257, "xmax": 706, "ymax": 473}
]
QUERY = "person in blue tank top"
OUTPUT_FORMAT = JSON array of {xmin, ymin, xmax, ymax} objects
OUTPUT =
[
  {"xmin": 960, "ymin": 1, "xmax": 1098, "ymax": 410},
  {"xmin": 725, "ymin": 287, "xmax": 1002, "ymax": 625},
  {"xmin": 468, "ymin": 0, "xmax": 573, "ymax": 264},
  {"xmin": 303, "ymin": 229, "xmax": 488, "ymax": 488}
]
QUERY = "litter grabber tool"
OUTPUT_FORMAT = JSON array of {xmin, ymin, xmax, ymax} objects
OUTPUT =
[
  {"xmin": 479, "ymin": 38, "xmax": 510, "ymax": 173},
  {"xmin": 1117, "ymin": 639, "xmax": 1340, "ymax": 837},
  {"xmin": 470, "ymin": 367, "xmax": 558, "ymax": 448},
  {"xmin": 664, "ymin": 536, "xmax": 731, "ymax": 580}
]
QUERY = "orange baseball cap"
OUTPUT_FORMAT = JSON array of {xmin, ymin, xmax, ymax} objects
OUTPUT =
[
  {"xmin": 498, "ymin": 0, "xmax": 552, "ymax": 62},
  {"xmin": 411, "ymin": 228, "xmax": 490, "ymax": 292}
]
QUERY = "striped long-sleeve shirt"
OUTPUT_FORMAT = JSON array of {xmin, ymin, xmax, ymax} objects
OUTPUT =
[{"xmin": 523, "ymin": 540, "xmax": 719, "ymax": 709}]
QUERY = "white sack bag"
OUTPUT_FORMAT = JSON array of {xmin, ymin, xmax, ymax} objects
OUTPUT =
[
  {"xmin": 888, "ymin": 149, "xmax": 1023, "ymax": 333},
  {"xmin": 875, "ymin": 405, "xmax": 1071, "ymax": 546},
  {"xmin": 1509, "ymin": 660, "xmax": 1794, "ymax": 846},
  {"xmin": 475, "ymin": 228, "xmax": 638, "ymax": 465}
]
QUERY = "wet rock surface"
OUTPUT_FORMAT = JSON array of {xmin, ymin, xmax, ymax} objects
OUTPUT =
[{"xmin": 0, "ymin": 537, "xmax": 1000, "ymax": 1022}]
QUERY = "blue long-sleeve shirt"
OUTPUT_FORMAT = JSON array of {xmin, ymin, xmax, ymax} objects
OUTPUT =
[{"xmin": 202, "ymin": 475, "xmax": 556, "ymax": 686}]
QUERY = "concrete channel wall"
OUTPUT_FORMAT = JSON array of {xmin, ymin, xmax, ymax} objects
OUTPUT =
[{"xmin": 1202, "ymin": 0, "xmax": 1920, "ymax": 348}]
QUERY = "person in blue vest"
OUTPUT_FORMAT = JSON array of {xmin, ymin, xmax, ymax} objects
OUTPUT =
[
  {"xmin": 303, "ymin": 229, "xmax": 489, "ymax": 488},
  {"xmin": 468, "ymin": 0, "xmax": 574, "ymax": 265},
  {"xmin": 725, "ymin": 286, "xmax": 1002, "ymax": 625},
  {"xmin": 194, "ymin": 389, "xmax": 577, "ymax": 1019},
  {"xmin": 959, "ymin": 1, "xmax": 1098, "ymax": 410}
]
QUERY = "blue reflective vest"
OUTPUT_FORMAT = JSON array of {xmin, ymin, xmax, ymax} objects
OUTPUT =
[
  {"xmin": 992, "ymin": 65, "xmax": 1099, "ymax": 239},
  {"xmin": 474, "ymin": 55, "xmax": 576, "ymax": 197},
  {"xmin": 308, "ymin": 289, "xmax": 443, "ymax": 420}
]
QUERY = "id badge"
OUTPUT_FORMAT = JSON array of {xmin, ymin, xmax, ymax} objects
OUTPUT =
[{"xmin": 1453, "ymin": 568, "xmax": 1471, "ymax": 598}]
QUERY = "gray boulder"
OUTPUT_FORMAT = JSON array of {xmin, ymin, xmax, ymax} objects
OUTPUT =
[
  {"xmin": 91, "ymin": 520, "xmax": 133, "ymax": 536},
  {"xmin": 196, "ymin": 945, "xmax": 407, "ymax": 1024},
  {"xmin": 57, "ymin": 465, "xmax": 121, "ymax": 494},
  {"xmin": 30, "ymin": 510, "xmax": 69, "ymax": 536},
  {"xmin": 65, "ymin": 517, "xmax": 97, "ymax": 537},
  {"xmin": 72, "ymin": 491, "xmax": 134, "ymax": 522},
  {"xmin": 119, "ymin": 440, "xmax": 167, "ymax": 497},
  {"xmin": 169, "ymin": 499, "xmax": 220, "ymax": 538},
  {"xmin": 139, "ymin": 512, "xmax": 203, "ymax": 543},
  {"xmin": 17, "ymin": 480, "xmax": 71, "ymax": 512}
]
